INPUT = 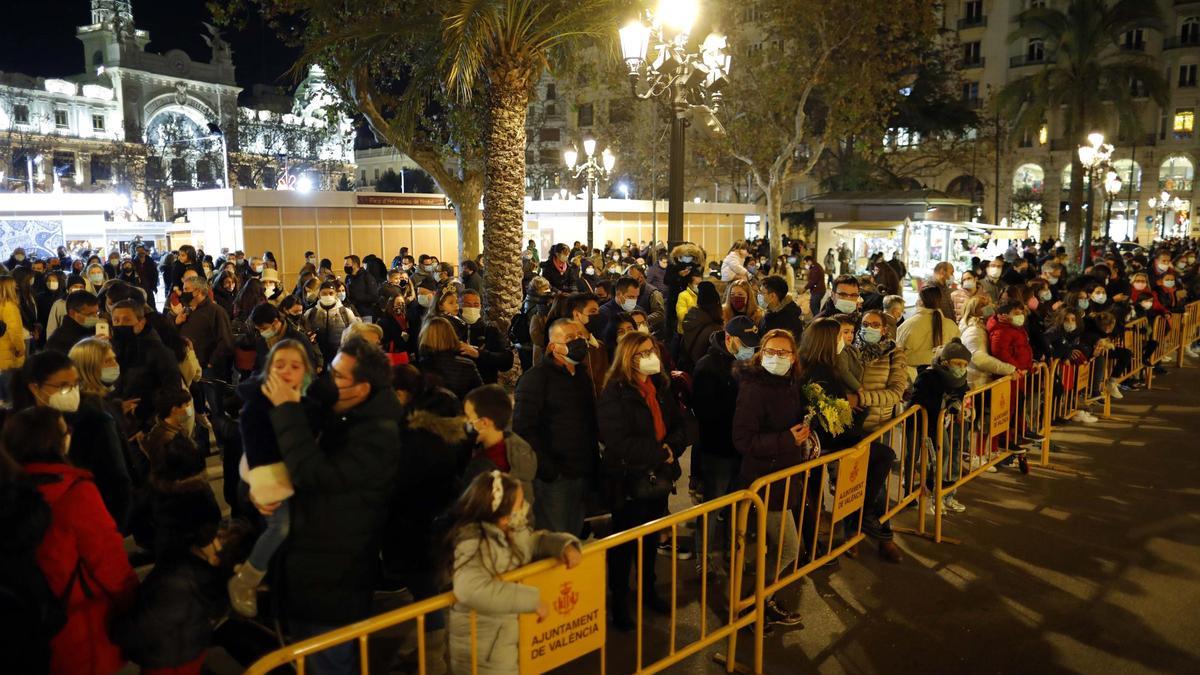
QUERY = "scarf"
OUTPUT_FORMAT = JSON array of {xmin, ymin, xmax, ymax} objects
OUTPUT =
[
  {"xmin": 854, "ymin": 336, "xmax": 895, "ymax": 367},
  {"xmin": 635, "ymin": 377, "xmax": 667, "ymax": 442},
  {"xmin": 552, "ymin": 257, "xmax": 567, "ymax": 275}
]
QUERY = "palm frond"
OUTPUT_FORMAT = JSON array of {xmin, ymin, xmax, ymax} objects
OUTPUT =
[{"xmin": 442, "ymin": 0, "xmax": 502, "ymax": 100}]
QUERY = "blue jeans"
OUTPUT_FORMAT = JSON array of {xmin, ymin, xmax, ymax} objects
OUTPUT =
[
  {"xmin": 533, "ymin": 477, "xmax": 587, "ymax": 537},
  {"xmin": 290, "ymin": 619, "xmax": 355, "ymax": 674},
  {"xmin": 247, "ymin": 499, "xmax": 290, "ymax": 571}
]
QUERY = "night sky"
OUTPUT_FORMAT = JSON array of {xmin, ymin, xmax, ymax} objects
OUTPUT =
[{"xmin": 0, "ymin": 0, "xmax": 299, "ymax": 90}]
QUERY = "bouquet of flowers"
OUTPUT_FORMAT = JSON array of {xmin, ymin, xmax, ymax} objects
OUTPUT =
[{"xmin": 801, "ymin": 383, "xmax": 854, "ymax": 437}]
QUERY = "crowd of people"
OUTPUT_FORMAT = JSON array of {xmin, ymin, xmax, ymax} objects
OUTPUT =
[{"xmin": 0, "ymin": 231, "xmax": 1196, "ymax": 674}]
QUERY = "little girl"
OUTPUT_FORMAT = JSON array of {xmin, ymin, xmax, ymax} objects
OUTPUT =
[
  {"xmin": 447, "ymin": 471, "xmax": 581, "ymax": 675},
  {"xmin": 227, "ymin": 339, "xmax": 316, "ymax": 616}
]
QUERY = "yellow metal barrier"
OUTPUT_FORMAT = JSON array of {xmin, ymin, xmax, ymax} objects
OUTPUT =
[
  {"xmin": 1050, "ymin": 353, "xmax": 1109, "ymax": 424},
  {"xmin": 1110, "ymin": 316, "xmax": 1148, "ymax": 389},
  {"xmin": 245, "ymin": 490, "xmax": 769, "ymax": 675},
  {"xmin": 1149, "ymin": 314, "xmax": 1182, "ymax": 370},
  {"xmin": 1178, "ymin": 301, "xmax": 1200, "ymax": 368}
]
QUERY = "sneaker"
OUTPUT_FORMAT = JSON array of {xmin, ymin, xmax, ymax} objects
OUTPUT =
[
  {"xmin": 657, "ymin": 542, "xmax": 695, "ymax": 560},
  {"xmin": 764, "ymin": 598, "xmax": 804, "ymax": 627},
  {"xmin": 927, "ymin": 500, "xmax": 938, "ymax": 516},
  {"xmin": 985, "ymin": 464, "xmax": 998, "ymax": 473},
  {"xmin": 1071, "ymin": 410, "xmax": 1098, "ymax": 424},
  {"xmin": 1107, "ymin": 380, "xmax": 1124, "ymax": 400},
  {"xmin": 943, "ymin": 497, "xmax": 966, "ymax": 513},
  {"xmin": 1187, "ymin": 345, "xmax": 1200, "ymax": 358}
]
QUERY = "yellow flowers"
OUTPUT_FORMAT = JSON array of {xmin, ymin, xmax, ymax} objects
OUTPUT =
[{"xmin": 803, "ymin": 383, "xmax": 853, "ymax": 437}]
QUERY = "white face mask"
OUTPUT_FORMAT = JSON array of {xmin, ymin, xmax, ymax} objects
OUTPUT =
[
  {"xmin": 47, "ymin": 385, "xmax": 81, "ymax": 413},
  {"xmin": 987, "ymin": 267, "xmax": 1002, "ymax": 279},
  {"xmin": 761, "ymin": 354, "xmax": 792, "ymax": 376},
  {"xmin": 100, "ymin": 365, "xmax": 121, "ymax": 384},
  {"xmin": 461, "ymin": 307, "xmax": 481, "ymax": 324},
  {"xmin": 507, "ymin": 500, "xmax": 531, "ymax": 531},
  {"xmin": 47, "ymin": 280, "xmax": 60, "ymax": 291},
  {"xmin": 1011, "ymin": 314, "xmax": 1026, "ymax": 327},
  {"xmin": 637, "ymin": 353, "xmax": 662, "ymax": 375},
  {"xmin": 962, "ymin": 280, "xmax": 976, "ymax": 290},
  {"xmin": 318, "ymin": 295, "xmax": 337, "ymax": 308}
]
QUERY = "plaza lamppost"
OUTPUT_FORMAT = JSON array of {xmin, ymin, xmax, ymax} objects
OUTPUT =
[
  {"xmin": 1077, "ymin": 132, "xmax": 1113, "ymax": 267},
  {"xmin": 619, "ymin": 0, "xmax": 731, "ymax": 246},
  {"xmin": 564, "ymin": 139, "xmax": 616, "ymax": 249},
  {"xmin": 1102, "ymin": 170, "xmax": 1122, "ymax": 242},
  {"xmin": 1148, "ymin": 190, "xmax": 1183, "ymax": 239}
]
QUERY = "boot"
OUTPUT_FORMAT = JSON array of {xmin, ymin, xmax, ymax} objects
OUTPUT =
[{"xmin": 228, "ymin": 563, "xmax": 266, "ymax": 617}]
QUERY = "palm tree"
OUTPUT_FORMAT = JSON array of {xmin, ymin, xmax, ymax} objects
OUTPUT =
[
  {"xmin": 440, "ymin": 0, "xmax": 621, "ymax": 328},
  {"xmin": 995, "ymin": 0, "xmax": 1167, "ymax": 264}
]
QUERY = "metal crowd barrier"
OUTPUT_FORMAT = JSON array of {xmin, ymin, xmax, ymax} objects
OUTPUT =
[
  {"xmin": 1149, "ymin": 314, "xmax": 1181, "ymax": 371},
  {"xmin": 1110, "ymin": 316, "xmax": 1148, "ymax": 390},
  {"xmin": 1179, "ymin": 301, "xmax": 1200, "ymax": 367},
  {"xmin": 245, "ymin": 490, "xmax": 769, "ymax": 675},
  {"xmin": 1049, "ymin": 354, "xmax": 1108, "ymax": 425}
]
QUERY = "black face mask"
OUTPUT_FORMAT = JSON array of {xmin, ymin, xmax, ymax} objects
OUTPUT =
[
  {"xmin": 179, "ymin": 292, "xmax": 194, "ymax": 305},
  {"xmin": 564, "ymin": 337, "xmax": 589, "ymax": 364},
  {"xmin": 112, "ymin": 325, "xmax": 136, "ymax": 341},
  {"xmin": 344, "ymin": 265, "xmax": 354, "ymax": 275}
]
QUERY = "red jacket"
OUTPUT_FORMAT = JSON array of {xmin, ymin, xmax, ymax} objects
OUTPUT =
[
  {"xmin": 1130, "ymin": 287, "xmax": 1168, "ymax": 316},
  {"xmin": 27, "ymin": 462, "xmax": 138, "ymax": 675},
  {"xmin": 986, "ymin": 315, "xmax": 1033, "ymax": 371}
]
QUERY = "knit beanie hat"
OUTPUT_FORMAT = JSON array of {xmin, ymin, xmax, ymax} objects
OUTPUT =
[{"xmin": 935, "ymin": 337, "xmax": 972, "ymax": 364}]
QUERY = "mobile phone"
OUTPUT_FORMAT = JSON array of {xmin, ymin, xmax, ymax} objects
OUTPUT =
[{"xmin": 95, "ymin": 322, "xmax": 110, "ymax": 338}]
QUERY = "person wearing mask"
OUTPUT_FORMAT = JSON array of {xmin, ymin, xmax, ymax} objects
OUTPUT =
[
  {"xmin": 260, "ymin": 268, "xmax": 284, "ymax": 306},
  {"xmin": 45, "ymin": 290, "xmax": 99, "ymax": 355},
  {"xmin": 117, "ymin": 259, "xmax": 139, "ymax": 287},
  {"xmin": 690, "ymin": 317, "xmax": 759, "ymax": 573},
  {"xmin": 513, "ymin": 318, "xmax": 599, "ymax": 537},
  {"xmin": 3, "ymin": 246, "xmax": 29, "ymax": 270},
  {"xmin": 304, "ymin": 280, "xmax": 360, "ymax": 367},
  {"xmin": 36, "ymin": 270, "xmax": 67, "ymax": 338},
  {"xmin": 730, "ymin": 328, "xmax": 810, "ymax": 628},
  {"xmin": 5, "ymin": 406, "xmax": 138, "ymax": 675},
  {"xmin": 897, "ymin": 285, "xmax": 960, "ymax": 380},
  {"xmin": 950, "ymin": 270, "xmax": 979, "ymax": 322},
  {"xmin": 883, "ymin": 294, "xmax": 906, "ymax": 327},
  {"xmin": 979, "ymin": 257, "xmax": 1005, "ymax": 303},
  {"xmin": 598, "ymin": 331, "xmax": 686, "ymax": 629},
  {"xmin": 378, "ymin": 295, "xmax": 410, "ymax": 362},
  {"xmin": 1155, "ymin": 270, "xmax": 1185, "ymax": 314},
  {"xmin": 680, "ymin": 281, "xmax": 725, "ymax": 371},
  {"xmin": 596, "ymin": 277, "xmax": 641, "ymax": 344},
  {"xmin": 45, "ymin": 275, "xmax": 88, "ymax": 338},
  {"xmin": 212, "ymin": 270, "xmax": 240, "ymax": 317},
  {"xmin": 923, "ymin": 262, "xmax": 958, "ymax": 317},
  {"xmin": 103, "ymin": 251, "xmax": 123, "ymax": 281},
  {"xmin": 1039, "ymin": 260, "xmax": 1067, "ymax": 304},
  {"xmin": 556, "ymin": 292, "xmax": 607, "ymax": 397},
  {"xmin": 959, "ymin": 295, "xmax": 1014, "ymax": 391},
  {"xmin": 344, "ymin": 255, "xmax": 380, "ymax": 322},
  {"xmin": 418, "ymin": 317, "xmax": 483, "ymax": 401},
  {"xmin": 251, "ymin": 303, "xmax": 323, "ymax": 374},
  {"xmin": 674, "ymin": 270, "xmax": 702, "ymax": 336},
  {"xmin": 539, "ymin": 243, "xmax": 577, "ymax": 294},
  {"xmin": 459, "ymin": 289, "xmax": 513, "ymax": 384},
  {"xmin": 803, "ymin": 255, "xmax": 828, "ymax": 318},
  {"xmin": 759, "ymin": 274, "xmax": 805, "ymax": 340},
  {"xmin": 170, "ymin": 245, "xmax": 205, "ymax": 296},
  {"xmin": 645, "ymin": 252, "xmax": 671, "ymax": 297},
  {"xmin": 406, "ymin": 278, "xmax": 439, "ymax": 353},
  {"xmin": 462, "ymin": 384, "xmax": 538, "ymax": 503},
  {"xmin": 517, "ymin": 276, "xmax": 553, "ymax": 369},
  {"xmin": 174, "ymin": 274, "xmax": 234, "ymax": 377},
  {"xmin": 721, "ymin": 242, "xmax": 750, "ymax": 282},
  {"xmin": 815, "ymin": 274, "xmax": 862, "ymax": 319},
  {"xmin": 907, "ymin": 338, "xmax": 973, "ymax": 513},
  {"xmin": 378, "ymin": 268, "xmax": 413, "ymax": 319},
  {"xmin": 424, "ymin": 287, "xmax": 466, "ymax": 339},
  {"xmin": 665, "ymin": 243, "xmax": 706, "ymax": 333},
  {"xmin": 723, "ymin": 278, "xmax": 763, "ymax": 323},
  {"xmin": 130, "ymin": 244, "xmax": 159, "ymax": 302},
  {"xmin": 623, "ymin": 264, "xmax": 667, "ymax": 338},
  {"xmin": 109, "ymin": 299, "xmax": 184, "ymax": 428}
]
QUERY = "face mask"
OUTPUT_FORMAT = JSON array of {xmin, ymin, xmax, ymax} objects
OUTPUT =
[
  {"xmin": 636, "ymin": 324, "xmax": 650, "ymax": 335},
  {"xmin": 987, "ymin": 267, "xmax": 1002, "ymax": 279},
  {"xmin": 637, "ymin": 353, "xmax": 662, "ymax": 375},
  {"xmin": 948, "ymin": 366, "xmax": 967, "ymax": 379},
  {"xmin": 1092, "ymin": 293, "xmax": 1106, "ymax": 304},
  {"xmin": 507, "ymin": 500, "xmax": 531, "ymax": 531},
  {"xmin": 89, "ymin": 273, "xmax": 104, "ymax": 284},
  {"xmin": 432, "ymin": 272, "xmax": 442, "ymax": 282},
  {"xmin": 14, "ymin": 253, "xmax": 24, "ymax": 261},
  {"xmin": 307, "ymin": 257, "xmax": 317, "ymax": 265},
  {"xmin": 681, "ymin": 255, "xmax": 694, "ymax": 263},
  {"xmin": 179, "ymin": 291, "xmax": 194, "ymax": 305},
  {"xmin": 306, "ymin": 292, "xmax": 317, "ymax": 302},
  {"xmin": 337, "ymin": 291, "xmax": 347, "ymax": 301},
  {"xmin": 1077, "ymin": 299, "xmax": 1089, "ymax": 310},
  {"xmin": 788, "ymin": 256, "xmax": 798, "ymax": 265},
  {"xmin": 319, "ymin": 295, "xmax": 337, "ymax": 308},
  {"xmin": 1157, "ymin": 262, "xmax": 1170, "ymax": 272},
  {"xmin": 47, "ymin": 280, "xmax": 59, "ymax": 291},
  {"xmin": 563, "ymin": 337, "xmax": 589, "ymax": 365},
  {"xmin": 620, "ymin": 297, "xmax": 637, "ymax": 312},
  {"xmin": 1048, "ymin": 275, "xmax": 1060, "ymax": 285},
  {"xmin": 735, "ymin": 345, "xmax": 756, "ymax": 361},
  {"xmin": 746, "ymin": 264, "xmax": 757, "ymax": 274},
  {"xmin": 343, "ymin": 265, "xmax": 354, "ymax": 275},
  {"xmin": 46, "ymin": 385, "xmax": 81, "ymax": 413},
  {"xmin": 962, "ymin": 280, "xmax": 976, "ymax": 290},
  {"xmin": 860, "ymin": 327, "xmax": 882, "ymax": 344},
  {"xmin": 1164, "ymin": 280, "xmax": 1176, "ymax": 288},
  {"xmin": 731, "ymin": 297, "xmax": 746, "ymax": 311},
  {"xmin": 835, "ymin": 298, "xmax": 858, "ymax": 314},
  {"xmin": 462, "ymin": 307, "xmax": 481, "ymax": 324},
  {"xmin": 1038, "ymin": 290, "xmax": 1053, "ymax": 302},
  {"xmin": 112, "ymin": 325, "xmax": 135, "ymax": 340},
  {"xmin": 254, "ymin": 265, "xmax": 264, "ymax": 274},
  {"xmin": 1064, "ymin": 322, "xmax": 1077, "ymax": 333},
  {"xmin": 265, "ymin": 283, "xmax": 278, "ymax": 295},
  {"xmin": 757, "ymin": 294, "xmax": 768, "ymax": 309},
  {"xmin": 78, "ymin": 314, "xmax": 99, "ymax": 329},
  {"xmin": 585, "ymin": 267, "xmax": 595, "ymax": 276},
  {"xmin": 1140, "ymin": 300, "xmax": 1153, "ymax": 310},
  {"xmin": 100, "ymin": 365, "xmax": 120, "ymax": 384},
  {"xmin": 260, "ymin": 327, "xmax": 278, "ymax": 340},
  {"xmin": 1011, "ymin": 314, "xmax": 1026, "ymax": 327},
  {"xmin": 417, "ymin": 294, "xmax": 434, "ymax": 308},
  {"xmin": 761, "ymin": 354, "xmax": 792, "ymax": 376}
]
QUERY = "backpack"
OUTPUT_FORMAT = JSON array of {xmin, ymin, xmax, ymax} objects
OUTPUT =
[{"xmin": 509, "ymin": 307, "xmax": 532, "ymax": 345}]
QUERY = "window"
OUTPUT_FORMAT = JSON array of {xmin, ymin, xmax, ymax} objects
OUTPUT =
[
  {"xmin": 545, "ymin": 103, "xmax": 557, "ymax": 117},
  {"xmin": 374, "ymin": 168, "xmax": 380, "ymax": 180},
  {"xmin": 743, "ymin": 3, "xmax": 762, "ymax": 22},
  {"xmin": 54, "ymin": 109, "xmax": 68, "ymax": 128},
  {"xmin": 361, "ymin": 170, "xmax": 367, "ymax": 183},
  {"xmin": 92, "ymin": 50, "xmax": 103, "ymax": 67},
  {"xmin": 961, "ymin": 81, "xmax": 980, "ymax": 105},
  {"xmin": 53, "ymin": 152, "xmax": 75, "ymax": 180},
  {"xmin": 538, "ymin": 127, "xmax": 560, "ymax": 142},
  {"xmin": 1181, "ymin": 64, "xmax": 1198, "ymax": 88},
  {"xmin": 965, "ymin": 0, "xmax": 983, "ymax": 21},
  {"xmin": 1019, "ymin": 129, "xmax": 1033, "ymax": 148},
  {"xmin": 578, "ymin": 102, "xmax": 594, "ymax": 127},
  {"xmin": 13, "ymin": 104, "xmax": 29, "ymax": 124},
  {"xmin": 545, "ymin": 84, "xmax": 556, "ymax": 100},
  {"xmin": 962, "ymin": 41, "xmax": 982, "ymax": 65},
  {"xmin": 1027, "ymin": 39, "xmax": 1045, "ymax": 63},
  {"xmin": 1130, "ymin": 78, "xmax": 1148, "ymax": 98},
  {"xmin": 1174, "ymin": 108, "xmax": 1194, "ymax": 139},
  {"xmin": 1184, "ymin": 17, "xmax": 1200, "ymax": 45},
  {"xmin": 1027, "ymin": 0, "xmax": 1046, "ymax": 8},
  {"xmin": 1122, "ymin": 29, "xmax": 1145, "ymax": 51},
  {"xmin": 91, "ymin": 114, "xmax": 105, "ymax": 132},
  {"xmin": 90, "ymin": 155, "xmax": 112, "ymax": 183}
]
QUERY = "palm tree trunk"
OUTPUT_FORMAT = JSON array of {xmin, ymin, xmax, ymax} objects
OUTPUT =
[{"xmin": 482, "ymin": 60, "xmax": 533, "ymax": 342}]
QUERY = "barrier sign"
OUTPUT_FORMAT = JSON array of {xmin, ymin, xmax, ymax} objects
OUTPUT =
[
  {"xmin": 832, "ymin": 446, "xmax": 870, "ymax": 522},
  {"xmin": 990, "ymin": 384, "xmax": 1011, "ymax": 438},
  {"xmin": 518, "ymin": 552, "xmax": 605, "ymax": 674},
  {"xmin": 1076, "ymin": 361, "xmax": 1090, "ymax": 392}
]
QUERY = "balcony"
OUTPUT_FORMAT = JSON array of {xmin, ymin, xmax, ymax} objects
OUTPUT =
[
  {"xmin": 1163, "ymin": 36, "xmax": 1200, "ymax": 50},
  {"xmin": 957, "ymin": 16, "xmax": 987, "ymax": 30},
  {"xmin": 958, "ymin": 57, "xmax": 986, "ymax": 70},
  {"xmin": 1010, "ymin": 54, "xmax": 1055, "ymax": 68}
]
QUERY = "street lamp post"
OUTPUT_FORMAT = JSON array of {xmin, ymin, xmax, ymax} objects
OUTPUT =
[
  {"xmin": 1077, "ymin": 132, "xmax": 1113, "ymax": 268},
  {"xmin": 1147, "ymin": 190, "xmax": 1181, "ymax": 239},
  {"xmin": 564, "ymin": 139, "xmax": 616, "ymax": 250},
  {"xmin": 619, "ymin": 0, "xmax": 731, "ymax": 247},
  {"xmin": 1103, "ymin": 170, "xmax": 1122, "ymax": 241}
]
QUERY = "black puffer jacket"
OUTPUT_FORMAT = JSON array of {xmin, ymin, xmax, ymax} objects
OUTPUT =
[
  {"xmin": 114, "ymin": 552, "xmax": 225, "ymax": 669},
  {"xmin": 463, "ymin": 319, "xmax": 514, "ymax": 384},
  {"xmin": 269, "ymin": 387, "xmax": 403, "ymax": 624},
  {"xmin": 760, "ymin": 300, "xmax": 805, "ymax": 340},
  {"xmin": 418, "ymin": 350, "xmax": 484, "ymax": 401},
  {"xmin": 112, "ymin": 326, "xmax": 183, "ymax": 427},
  {"xmin": 513, "ymin": 357, "xmax": 598, "ymax": 481},
  {"xmin": 66, "ymin": 395, "xmax": 133, "ymax": 532},
  {"xmin": 680, "ymin": 306, "xmax": 722, "ymax": 371},
  {"xmin": 691, "ymin": 331, "xmax": 741, "ymax": 459}
]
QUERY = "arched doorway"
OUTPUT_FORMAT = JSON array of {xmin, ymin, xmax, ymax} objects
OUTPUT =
[{"xmin": 946, "ymin": 175, "xmax": 985, "ymax": 203}]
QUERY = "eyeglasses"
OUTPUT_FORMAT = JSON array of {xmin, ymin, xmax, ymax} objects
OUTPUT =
[{"xmin": 761, "ymin": 348, "xmax": 792, "ymax": 358}]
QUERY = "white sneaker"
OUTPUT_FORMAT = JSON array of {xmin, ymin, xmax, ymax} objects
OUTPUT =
[
  {"xmin": 1072, "ymin": 410, "xmax": 1098, "ymax": 424},
  {"xmin": 986, "ymin": 464, "xmax": 998, "ymax": 473},
  {"xmin": 1107, "ymin": 380, "xmax": 1124, "ymax": 400},
  {"xmin": 927, "ymin": 500, "xmax": 938, "ymax": 516},
  {"xmin": 1187, "ymin": 345, "xmax": 1200, "ymax": 358},
  {"xmin": 943, "ymin": 497, "xmax": 967, "ymax": 513}
]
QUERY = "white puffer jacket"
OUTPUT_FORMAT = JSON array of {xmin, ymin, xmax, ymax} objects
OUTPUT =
[{"xmin": 960, "ymin": 317, "xmax": 1015, "ymax": 390}]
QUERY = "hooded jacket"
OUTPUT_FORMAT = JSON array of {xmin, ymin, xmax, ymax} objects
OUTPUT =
[
  {"xmin": 986, "ymin": 314, "xmax": 1034, "ymax": 371},
  {"xmin": 680, "ymin": 305, "xmax": 722, "ymax": 371},
  {"xmin": 961, "ymin": 317, "xmax": 1016, "ymax": 389},
  {"xmin": 691, "ymin": 331, "xmax": 741, "ymax": 458}
]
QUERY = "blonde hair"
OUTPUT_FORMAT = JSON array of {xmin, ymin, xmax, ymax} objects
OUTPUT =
[
  {"xmin": 69, "ymin": 338, "xmax": 115, "ymax": 397},
  {"xmin": 419, "ymin": 316, "xmax": 461, "ymax": 353},
  {"xmin": 958, "ymin": 295, "xmax": 992, "ymax": 331},
  {"xmin": 604, "ymin": 332, "xmax": 658, "ymax": 389},
  {"xmin": 0, "ymin": 276, "xmax": 17, "ymax": 306},
  {"xmin": 266, "ymin": 338, "xmax": 315, "ymax": 376},
  {"xmin": 341, "ymin": 321, "xmax": 384, "ymax": 345}
]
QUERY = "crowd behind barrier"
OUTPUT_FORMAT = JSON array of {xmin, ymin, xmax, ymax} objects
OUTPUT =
[{"xmin": 0, "ymin": 235, "xmax": 1198, "ymax": 675}]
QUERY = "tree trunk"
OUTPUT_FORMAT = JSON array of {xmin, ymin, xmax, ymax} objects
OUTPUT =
[
  {"xmin": 451, "ymin": 175, "xmax": 484, "ymax": 262},
  {"xmin": 482, "ymin": 61, "xmax": 533, "ymax": 331},
  {"xmin": 765, "ymin": 179, "xmax": 784, "ymax": 256},
  {"xmin": 1065, "ymin": 143, "xmax": 1085, "ymax": 269}
]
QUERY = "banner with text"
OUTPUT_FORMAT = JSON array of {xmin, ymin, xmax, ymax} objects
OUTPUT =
[
  {"xmin": 990, "ymin": 384, "xmax": 1011, "ymax": 438},
  {"xmin": 518, "ymin": 552, "xmax": 606, "ymax": 674},
  {"xmin": 832, "ymin": 446, "xmax": 870, "ymax": 523}
]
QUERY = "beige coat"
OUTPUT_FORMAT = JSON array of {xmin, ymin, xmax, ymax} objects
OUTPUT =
[
  {"xmin": 960, "ymin": 318, "xmax": 1015, "ymax": 390},
  {"xmin": 858, "ymin": 345, "xmax": 908, "ymax": 431},
  {"xmin": 896, "ymin": 307, "xmax": 961, "ymax": 380}
]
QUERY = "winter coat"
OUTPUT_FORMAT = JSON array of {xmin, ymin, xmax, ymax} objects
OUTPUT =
[
  {"xmin": 462, "ymin": 431, "xmax": 539, "ymax": 507},
  {"xmin": 731, "ymin": 367, "xmax": 810, "ymax": 510},
  {"xmin": 858, "ymin": 343, "xmax": 908, "ymax": 431},
  {"xmin": 906, "ymin": 365, "xmax": 969, "ymax": 443},
  {"xmin": 979, "ymin": 276, "xmax": 1003, "ymax": 303},
  {"xmin": 145, "ymin": 476, "xmax": 222, "ymax": 561},
  {"xmin": 986, "ymin": 315, "xmax": 1033, "ymax": 371},
  {"xmin": 597, "ymin": 375, "xmax": 687, "ymax": 503},
  {"xmin": 805, "ymin": 263, "xmax": 826, "ymax": 294},
  {"xmin": 538, "ymin": 259, "xmax": 576, "ymax": 294},
  {"xmin": 114, "ymin": 552, "xmax": 225, "ymax": 670},
  {"xmin": 0, "ymin": 474, "xmax": 55, "ymax": 675},
  {"xmin": 513, "ymin": 356, "xmax": 599, "ymax": 481},
  {"xmin": 464, "ymin": 319, "xmax": 514, "ymax": 384},
  {"xmin": 961, "ymin": 318, "xmax": 1015, "ymax": 390},
  {"xmin": 448, "ymin": 523, "xmax": 580, "ymax": 675},
  {"xmin": 345, "ymin": 269, "xmax": 380, "ymax": 318},
  {"xmin": 0, "ymin": 299, "xmax": 25, "ymax": 369},
  {"xmin": 896, "ymin": 307, "xmax": 961, "ymax": 378},
  {"xmin": 761, "ymin": 299, "xmax": 805, "ymax": 341},
  {"xmin": 950, "ymin": 287, "xmax": 978, "ymax": 322},
  {"xmin": 646, "ymin": 262, "xmax": 669, "ymax": 296},
  {"xmin": 112, "ymin": 326, "xmax": 184, "ymax": 426},
  {"xmin": 675, "ymin": 286, "xmax": 698, "ymax": 334},
  {"xmin": 721, "ymin": 251, "xmax": 748, "ymax": 282},
  {"xmin": 304, "ymin": 301, "xmax": 359, "ymax": 355},
  {"xmin": 269, "ymin": 387, "xmax": 403, "ymax": 624},
  {"xmin": 27, "ymin": 463, "xmax": 138, "ymax": 675},
  {"xmin": 169, "ymin": 259, "xmax": 205, "ymax": 291},
  {"xmin": 131, "ymin": 255, "xmax": 159, "ymax": 296},
  {"xmin": 680, "ymin": 306, "xmax": 722, "ymax": 371},
  {"xmin": 178, "ymin": 298, "xmax": 234, "ymax": 369},
  {"xmin": 691, "ymin": 332, "xmax": 741, "ymax": 458},
  {"xmin": 66, "ymin": 396, "xmax": 133, "ymax": 532},
  {"xmin": 1044, "ymin": 327, "xmax": 1089, "ymax": 361},
  {"xmin": 236, "ymin": 376, "xmax": 314, "ymax": 505},
  {"xmin": 419, "ymin": 349, "xmax": 484, "ymax": 401},
  {"xmin": 44, "ymin": 314, "xmax": 95, "ymax": 355}
]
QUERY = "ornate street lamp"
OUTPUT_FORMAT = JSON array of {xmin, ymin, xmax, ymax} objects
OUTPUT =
[
  {"xmin": 1102, "ymin": 170, "xmax": 1122, "ymax": 241},
  {"xmin": 619, "ymin": 0, "xmax": 731, "ymax": 246},
  {"xmin": 565, "ymin": 140, "xmax": 616, "ymax": 249},
  {"xmin": 1077, "ymin": 132, "xmax": 1113, "ymax": 267},
  {"xmin": 1147, "ymin": 190, "xmax": 1182, "ymax": 239}
]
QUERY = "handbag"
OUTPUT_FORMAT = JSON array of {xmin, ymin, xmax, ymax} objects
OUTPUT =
[{"xmin": 624, "ymin": 459, "xmax": 682, "ymax": 501}]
